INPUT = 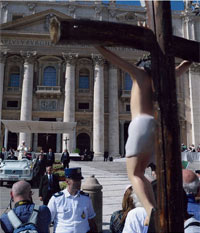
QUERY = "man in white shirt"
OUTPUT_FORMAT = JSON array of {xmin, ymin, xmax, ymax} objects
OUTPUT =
[
  {"xmin": 48, "ymin": 167, "xmax": 97, "ymax": 233},
  {"xmin": 17, "ymin": 141, "xmax": 28, "ymax": 160}
]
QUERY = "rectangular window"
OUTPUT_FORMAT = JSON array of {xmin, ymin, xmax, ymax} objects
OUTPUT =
[
  {"xmin": 12, "ymin": 15, "xmax": 23, "ymax": 21},
  {"xmin": 124, "ymin": 73, "xmax": 132, "ymax": 91},
  {"xmin": 78, "ymin": 103, "xmax": 89, "ymax": 110},
  {"xmin": 7, "ymin": 101, "xmax": 18, "ymax": 108},
  {"xmin": 9, "ymin": 74, "xmax": 20, "ymax": 87},
  {"xmin": 126, "ymin": 104, "xmax": 130, "ymax": 112},
  {"xmin": 79, "ymin": 76, "xmax": 89, "ymax": 89}
]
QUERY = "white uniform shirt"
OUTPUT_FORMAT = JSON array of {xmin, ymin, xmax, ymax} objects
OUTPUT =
[
  {"xmin": 123, "ymin": 207, "xmax": 148, "ymax": 233},
  {"xmin": 184, "ymin": 217, "xmax": 200, "ymax": 233},
  {"xmin": 48, "ymin": 189, "xmax": 96, "ymax": 233}
]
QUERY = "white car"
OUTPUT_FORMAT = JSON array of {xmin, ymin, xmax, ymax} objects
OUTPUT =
[{"xmin": 0, "ymin": 158, "xmax": 36, "ymax": 186}]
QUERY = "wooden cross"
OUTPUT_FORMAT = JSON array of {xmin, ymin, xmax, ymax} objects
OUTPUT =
[
  {"xmin": 63, "ymin": 137, "xmax": 69, "ymax": 148},
  {"xmin": 49, "ymin": 2, "xmax": 199, "ymax": 231}
]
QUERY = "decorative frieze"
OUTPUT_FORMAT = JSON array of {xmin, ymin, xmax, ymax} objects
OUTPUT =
[
  {"xmin": 7, "ymin": 55, "xmax": 22, "ymax": 63},
  {"xmin": 77, "ymin": 120, "xmax": 90, "ymax": 126},
  {"xmin": 39, "ymin": 100, "xmax": 57, "ymax": 111},
  {"xmin": 78, "ymin": 58, "xmax": 92, "ymax": 66}
]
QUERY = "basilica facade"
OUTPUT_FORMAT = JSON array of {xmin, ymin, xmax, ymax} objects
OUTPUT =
[{"xmin": 0, "ymin": 1, "xmax": 199, "ymax": 158}]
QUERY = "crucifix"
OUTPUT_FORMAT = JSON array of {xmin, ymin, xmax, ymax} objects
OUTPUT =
[
  {"xmin": 49, "ymin": 2, "xmax": 199, "ymax": 231},
  {"xmin": 44, "ymin": 133, "xmax": 50, "ymax": 144},
  {"xmin": 63, "ymin": 137, "xmax": 69, "ymax": 149}
]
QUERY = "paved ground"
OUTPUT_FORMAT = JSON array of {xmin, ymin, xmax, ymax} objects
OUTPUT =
[{"xmin": 0, "ymin": 157, "xmax": 199, "ymax": 233}]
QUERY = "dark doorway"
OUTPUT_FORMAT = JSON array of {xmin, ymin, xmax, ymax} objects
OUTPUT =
[
  {"xmin": 7, "ymin": 132, "xmax": 18, "ymax": 150},
  {"xmin": 76, "ymin": 133, "xmax": 90, "ymax": 154},
  {"xmin": 38, "ymin": 118, "xmax": 57, "ymax": 153},
  {"xmin": 124, "ymin": 121, "xmax": 130, "ymax": 148}
]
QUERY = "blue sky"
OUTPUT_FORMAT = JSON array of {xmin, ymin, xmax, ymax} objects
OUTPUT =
[{"xmin": 102, "ymin": 1, "xmax": 196, "ymax": 11}]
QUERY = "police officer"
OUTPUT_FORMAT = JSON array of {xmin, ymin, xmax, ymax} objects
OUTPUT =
[
  {"xmin": 48, "ymin": 167, "xmax": 98, "ymax": 233},
  {"xmin": 0, "ymin": 180, "xmax": 51, "ymax": 233}
]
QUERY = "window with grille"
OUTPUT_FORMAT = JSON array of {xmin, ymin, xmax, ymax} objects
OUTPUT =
[
  {"xmin": 9, "ymin": 66, "xmax": 20, "ymax": 87},
  {"xmin": 78, "ymin": 103, "xmax": 89, "ymax": 110},
  {"xmin": 79, "ymin": 68, "xmax": 89, "ymax": 89},
  {"xmin": 7, "ymin": 101, "xmax": 18, "ymax": 108},
  {"xmin": 43, "ymin": 66, "xmax": 56, "ymax": 86},
  {"xmin": 124, "ymin": 73, "xmax": 132, "ymax": 90}
]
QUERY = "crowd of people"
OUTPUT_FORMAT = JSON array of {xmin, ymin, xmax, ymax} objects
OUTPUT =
[
  {"xmin": 0, "ymin": 166, "xmax": 97, "ymax": 233},
  {"xmin": 181, "ymin": 143, "xmax": 200, "ymax": 152}
]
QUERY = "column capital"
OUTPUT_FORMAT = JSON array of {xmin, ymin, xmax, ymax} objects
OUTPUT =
[
  {"xmin": 20, "ymin": 51, "xmax": 37, "ymax": 64},
  {"xmin": 0, "ymin": 51, "xmax": 7, "ymax": 63},
  {"xmin": 0, "ymin": 2, "xmax": 8, "ymax": 10},
  {"xmin": 62, "ymin": 53, "xmax": 78, "ymax": 65},
  {"xmin": 190, "ymin": 63, "xmax": 200, "ymax": 72},
  {"xmin": 92, "ymin": 54, "xmax": 105, "ymax": 66}
]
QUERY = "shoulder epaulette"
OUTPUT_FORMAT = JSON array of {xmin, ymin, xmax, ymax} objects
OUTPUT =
[
  {"xmin": 54, "ymin": 191, "xmax": 64, "ymax": 197},
  {"xmin": 80, "ymin": 191, "xmax": 89, "ymax": 196}
]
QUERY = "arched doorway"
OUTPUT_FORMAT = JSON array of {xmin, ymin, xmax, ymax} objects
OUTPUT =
[
  {"xmin": 76, "ymin": 133, "xmax": 90, "ymax": 154},
  {"xmin": 38, "ymin": 118, "xmax": 57, "ymax": 152}
]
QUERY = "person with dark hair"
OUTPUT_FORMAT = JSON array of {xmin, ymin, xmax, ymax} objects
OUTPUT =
[
  {"xmin": 32, "ymin": 150, "xmax": 46, "ymax": 187},
  {"xmin": 7, "ymin": 150, "xmax": 17, "ymax": 160},
  {"xmin": 46, "ymin": 148, "xmax": 55, "ymax": 166},
  {"xmin": 0, "ymin": 181, "xmax": 51, "ymax": 233},
  {"xmin": 39, "ymin": 165, "xmax": 60, "ymax": 205},
  {"xmin": 61, "ymin": 149, "xmax": 70, "ymax": 169},
  {"xmin": 110, "ymin": 185, "xmax": 135, "ymax": 233},
  {"xmin": 96, "ymin": 45, "xmax": 192, "ymax": 225},
  {"xmin": 0, "ymin": 147, "xmax": 7, "ymax": 161}
]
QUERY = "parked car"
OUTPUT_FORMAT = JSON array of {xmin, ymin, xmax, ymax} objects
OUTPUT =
[{"xmin": 0, "ymin": 158, "xmax": 36, "ymax": 186}]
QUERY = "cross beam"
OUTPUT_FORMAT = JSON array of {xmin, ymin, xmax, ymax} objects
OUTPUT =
[{"xmin": 50, "ymin": 18, "xmax": 200, "ymax": 62}]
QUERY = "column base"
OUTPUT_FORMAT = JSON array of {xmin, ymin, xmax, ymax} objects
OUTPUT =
[{"xmin": 93, "ymin": 152, "xmax": 104, "ymax": 161}]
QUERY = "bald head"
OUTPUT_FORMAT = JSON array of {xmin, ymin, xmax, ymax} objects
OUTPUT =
[
  {"xmin": 11, "ymin": 181, "xmax": 32, "ymax": 202},
  {"xmin": 182, "ymin": 169, "xmax": 199, "ymax": 196}
]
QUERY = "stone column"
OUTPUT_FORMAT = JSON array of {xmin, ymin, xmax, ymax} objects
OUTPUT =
[
  {"xmin": 108, "ymin": 64, "xmax": 119, "ymax": 157},
  {"xmin": 56, "ymin": 118, "xmax": 62, "ymax": 153},
  {"xmin": 33, "ymin": 133, "xmax": 38, "ymax": 152},
  {"xmin": 0, "ymin": 51, "xmax": 7, "ymax": 145},
  {"xmin": 0, "ymin": 2, "xmax": 8, "ymax": 23},
  {"xmin": 19, "ymin": 51, "xmax": 36, "ymax": 148},
  {"xmin": 4, "ymin": 128, "xmax": 8, "ymax": 150},
  {"xmin": 62, "ymin": 53, "xmax": 78, "ymax": 152},
  {"xmin": 92, "ymin": 55, "xmax": 105, "ymax": 158},
  {"xmin": 120, "ymin": 120, "xmax": 125, "ymax": 156}
]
